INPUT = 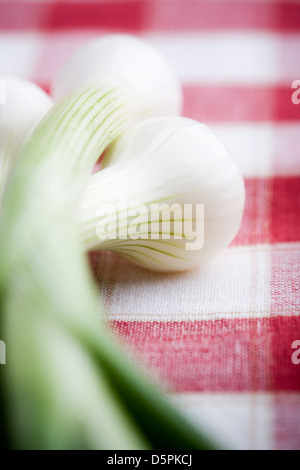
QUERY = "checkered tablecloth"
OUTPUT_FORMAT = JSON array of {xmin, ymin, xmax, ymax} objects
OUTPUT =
[{"xmin": 1, "ymin": 0, "xmax": 299, "ymax": 450}]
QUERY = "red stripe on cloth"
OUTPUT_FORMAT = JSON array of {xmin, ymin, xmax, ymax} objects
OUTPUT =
[
  {"xmin": 233, "ymin": 177, "xmax": 300, "ymax": 247},
  {"xmin": 183, "ymin": 86, "xmax": 300, "ymax": 122},
  {"xmin": 233, "ymin": 179, "xmax": 272, "ymax": 246},
  {"xmin": 0, "ymin": 1, "xmax": 142, "ymax": 31},
  {"xmin": 0, "ymin": 1, "xmax": 300, "ymax": 32},
  {"xmin": 111, "ymin": 317, "xmax": 300, "ymax": 392}
]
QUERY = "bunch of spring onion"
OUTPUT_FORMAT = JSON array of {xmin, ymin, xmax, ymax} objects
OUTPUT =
[{"xmin": 0, "ymin": 35, "xmax": 244, "ymax": 449}]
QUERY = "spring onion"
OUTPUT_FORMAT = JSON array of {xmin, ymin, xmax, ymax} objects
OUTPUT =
[
  {"xmin": 0, "ymin": 35, "xmax": 217, "ymax": 449},
  {"xmin": 78, "ymin": 117, "xmax": 245, "ymax": 271},
  {"xmin": 52, "ymin": 34, "xmax": 182, "ymax": 117}
]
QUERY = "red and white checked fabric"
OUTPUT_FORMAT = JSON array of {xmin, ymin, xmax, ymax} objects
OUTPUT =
[{"xmin": 0, "ymin": 0, "xmax": 299, "ymax": 450}]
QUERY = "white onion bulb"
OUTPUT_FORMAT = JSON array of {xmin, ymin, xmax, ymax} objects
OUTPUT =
[
  {"xmin": 78, "ymin": 117, "xmax": 245, "ymax": 272},
  {"xmin": 51, "ymin": 34, "xmax": 182, "ymax": 118},
  {"xmin": 0, "ymin": 77, "xmax": 53, "ymax": 196}
]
